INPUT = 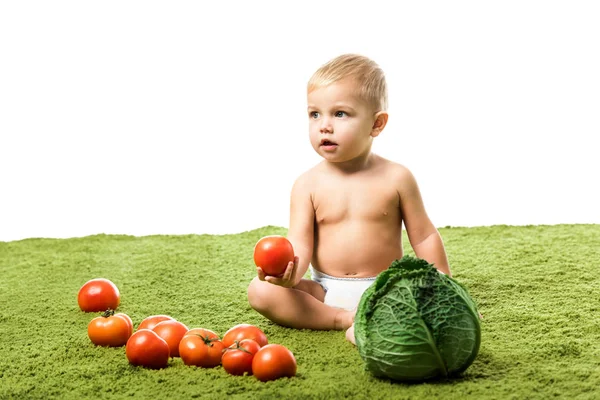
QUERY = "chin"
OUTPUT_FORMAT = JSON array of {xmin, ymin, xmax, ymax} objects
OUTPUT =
[{"xmin": 323, "ymin": 154, "xmax": 350, "ymax": 163}]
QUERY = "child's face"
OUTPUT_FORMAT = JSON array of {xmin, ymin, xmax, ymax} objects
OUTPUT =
[{"xmin": 307, "ymin": 78, "xmax": 379, "ymax": 164}]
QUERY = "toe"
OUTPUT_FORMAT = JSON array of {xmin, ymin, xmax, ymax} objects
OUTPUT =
[{"xmin": 345, "ymin": 324, "xmax": 356, "ymax": 345}]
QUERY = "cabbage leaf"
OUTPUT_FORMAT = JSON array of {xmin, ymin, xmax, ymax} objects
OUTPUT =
[{"xmin": 354, "ymin": 255, "xmax": 481, "ymax": 381}]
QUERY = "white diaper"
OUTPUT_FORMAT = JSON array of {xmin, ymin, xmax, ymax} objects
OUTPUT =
[{"xmin": 310, "ymin": 267, "xmax": 376, "ymax": 311}]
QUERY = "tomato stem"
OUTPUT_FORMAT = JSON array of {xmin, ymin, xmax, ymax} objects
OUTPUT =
[
  {"xmin": 224, "ymin": 340, "xmax": 252, "ymax": 354},
  {"xmin": 101, "ymin": 309, "xmax": 115, "ymax": 318},
  {"xmin": 192, "ymin": 334, "xmax": 218, "ymax": 347}
]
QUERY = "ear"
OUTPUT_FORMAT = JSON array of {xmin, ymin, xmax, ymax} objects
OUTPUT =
[{"xmin": 370, "ymin": 111, "xmax": 389, "ymax": 138}]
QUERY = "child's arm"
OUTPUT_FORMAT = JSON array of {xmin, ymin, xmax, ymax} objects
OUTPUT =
[
  {"xmin": 397, "ymin": 167, "xmax": 452, "ymax": 276},
  {"xmin": 261, "ymin": 173, "xmax": 314, "ymax": 287}
]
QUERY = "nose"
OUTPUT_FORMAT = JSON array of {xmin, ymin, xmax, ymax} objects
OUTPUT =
[{"xmin": 319, "ymin": 116, "xmax": 332, "ymax": 133}]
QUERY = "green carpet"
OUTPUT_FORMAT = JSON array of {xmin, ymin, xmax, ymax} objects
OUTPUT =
[{"xmin": 1, "ymin": 224, "xmax": 599, "ymax": 399}]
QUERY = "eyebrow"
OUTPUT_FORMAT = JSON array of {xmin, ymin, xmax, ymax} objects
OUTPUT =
[
  {"xmin": 333, "ymin": 103, "xmax": 356, "ymax": 111},
  {"xmin": 307, "ymin": 103, "xmax": 356, "ymax": 111}
]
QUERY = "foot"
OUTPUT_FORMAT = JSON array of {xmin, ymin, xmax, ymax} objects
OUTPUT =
[
  {"xmin": 334, "ymin": 308, "xmax": 355, "ymax": 330},
  {"xmin": 345, "ymin": 323, "xmax": 356, "ymax": 345}
]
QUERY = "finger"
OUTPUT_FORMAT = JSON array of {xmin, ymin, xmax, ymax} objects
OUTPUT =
[
  {"xmin": 256, "ymin": 267, "xmax": 266, "ymax": 281},
  {"xmin": 282, "ymin": 260, "xmax": 295, "ymax": 282},
  {"xmin": 265, "ymin": 275, "xmax": 283, "ymax": 285},
  {"xmin": 288, "ymin": 256, "xmax": 299, "ymax": 283}
]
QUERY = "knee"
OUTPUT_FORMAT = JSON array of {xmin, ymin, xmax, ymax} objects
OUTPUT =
[{"xmin": 247, "ymin": 277, "xmax": 271, "ymax": 312}]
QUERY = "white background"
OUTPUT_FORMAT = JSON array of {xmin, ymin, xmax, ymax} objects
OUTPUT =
[{"xmin": 1, "ymin": 1, "xmax": 599, "ymax": 242}]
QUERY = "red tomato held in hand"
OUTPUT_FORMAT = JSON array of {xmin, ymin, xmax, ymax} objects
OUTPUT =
[
  {"xmin": 179, "ymin": 331, "xmax": 226, "ymax": 368},
  {"xmin": 222, "ymin": 339, "xmax": 261, "ymax": 376},
  {"xmin": 222, "ymin": 324, "xmax": 268, "ymax": 348},
  {"xmin": 77, "ymin": 278, "xmax": 120, "ymax": 312},
  {"xmin": 152, "ymin": 320, "xmax": 189, "ymax": 358},
  {"xmin": 253, "ymin": 235, "xmax": 294, "ymax": 276},
  {"xmin": 126, "ymin": 329, "xmax": 170, "ymax": 369},
  {"xmin": 252, "ymin": 344, "xmax": 297, "ymax": 382},
  {"xmin": 137, "ymin": 315, "xmax": 174, "ymax": 331},
  {"xmin": 87, "ymin": 310, "xmax": 133, "ymax": 347}
]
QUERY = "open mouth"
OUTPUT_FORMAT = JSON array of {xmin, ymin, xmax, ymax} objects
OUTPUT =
[{"xmin": 320, "ymin": 139, "xmax": 338, "ymax": 147}]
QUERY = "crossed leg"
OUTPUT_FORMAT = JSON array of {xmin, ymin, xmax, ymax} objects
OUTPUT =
[{"xmin": 247, "ymin": 277, "xmax": 355, "ymax": 334}]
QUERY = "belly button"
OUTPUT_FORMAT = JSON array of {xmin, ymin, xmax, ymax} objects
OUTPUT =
[{"xmin": 383, "ymin": 211, "xmax": 388, "ymax": 216}]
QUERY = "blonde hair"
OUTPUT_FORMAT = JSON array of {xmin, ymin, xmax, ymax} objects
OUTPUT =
[{"xmin": 307, "ymin": 54, "xmax": 388, "ymax": 111}]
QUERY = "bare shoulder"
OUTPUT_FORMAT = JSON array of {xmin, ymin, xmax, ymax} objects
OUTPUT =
[
  {"xmin": 291, "ymin": 163, "xmax": 323, "ymax": 196},
  {"xmin": 375, "ymin": 155, "xmax": 416, "ymax": 184}
]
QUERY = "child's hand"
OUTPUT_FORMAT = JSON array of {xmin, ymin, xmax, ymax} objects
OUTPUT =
[{"xmin": 256, "ymin": 256, "xmax": 299, "ymax": 288}]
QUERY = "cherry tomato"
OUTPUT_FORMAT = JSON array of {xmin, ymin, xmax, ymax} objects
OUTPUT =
[
  {"xmin": 252, "ymin": 344, "xmax": 297, "ymax": 382},
  {"xmin": 152, "ymin": 320, "xmax": 189, "ymax": 357},
  {"xmin": 179, "ymin": 331, "xmax": 225, "ymax": 368},
  {"xmin": 222, "ymin": 339, "xmax": 261, "ymax": 376},
  {"xmin": 222, "ymin": 324, "xmax": 268, "ymax": 348},
  {"xmin": 126, "ymin": 329, "xmax": 170, "ymax": 369},
  {"xmin": 137, "ymin": 315, "xmax": 174, "ymax": 331},
  {"xmin": 253, "ymin": 236, "xmax": 294, "ymax": 276},
  {"xmin": 87, "ymin": 310, "xmax": 133, "ymax": 347},
  {"xmin": 77, "ymin": 278, "xmax": 120, "ymax": 312}
]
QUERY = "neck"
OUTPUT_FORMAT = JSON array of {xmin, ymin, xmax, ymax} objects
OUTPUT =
[{"xmin": 327, "ymin": 150, "xmax": 376, "ymax": 174}]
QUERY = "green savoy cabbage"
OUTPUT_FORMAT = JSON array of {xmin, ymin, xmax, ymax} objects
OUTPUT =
[{"xmin": 354, "ymin": 255, "xmax": 481, "ymax": 382}]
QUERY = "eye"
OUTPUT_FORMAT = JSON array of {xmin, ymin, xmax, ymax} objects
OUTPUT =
[
  {"xmin": 309, "ymin": 111, "xmax": 320, "ymax": 119},
  {"xmin": 335, "ymin": 111, "xmax": 347, "ymax": 118}
]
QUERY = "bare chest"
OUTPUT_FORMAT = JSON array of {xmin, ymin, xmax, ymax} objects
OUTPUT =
[{"xmin": 313, "ymin": 181, "xmax": 400, "ymax": 224}]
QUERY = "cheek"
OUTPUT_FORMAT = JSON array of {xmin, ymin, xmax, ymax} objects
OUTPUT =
[
  {"xmin": 308, "ymin": 127, "xmax": 320, "ymax": 147},
  {"xmin": 336, "ymin": 121, "xmax": 361, "ymax": 140}
]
